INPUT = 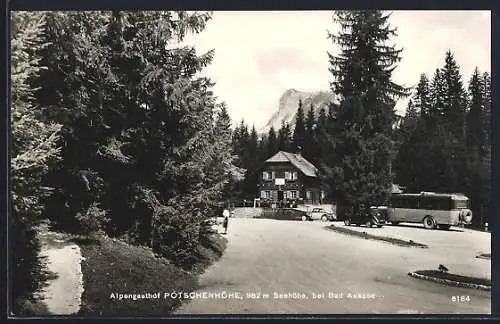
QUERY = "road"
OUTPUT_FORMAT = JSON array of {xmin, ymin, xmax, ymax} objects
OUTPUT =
[{"xmin": 175, "ymin": 218, "xmax": 490, "ymax": 315}]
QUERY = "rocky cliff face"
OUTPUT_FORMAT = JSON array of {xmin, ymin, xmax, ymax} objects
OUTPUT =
[{"xmin": 260, "ymin": 89, "xmax": 335, "ymax": 134}]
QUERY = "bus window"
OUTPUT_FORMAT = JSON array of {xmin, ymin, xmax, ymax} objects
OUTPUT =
[
  {"xmin": 390, "ymin": 196, "xmax": 401, "ymax": 208},
  {"xmin": 419, "ymin": 197, "xmax": 432, "ymax": 210},
  {"xmin": 453, "ymin": 199, "xmax": 468, "ymax": 209},
  {"xmin": 408, "ymin": 196, "xmax": 419, "ymax": 209},
  {"xmin": 419, "ymin": 196, "xmax": 451, "ymax": 210}
]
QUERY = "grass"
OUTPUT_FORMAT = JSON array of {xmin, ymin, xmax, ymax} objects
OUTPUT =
[
  {"xmin": 412, "ymin": 270, "xmax": 491, "ymax": 287},
  {"xmin": 76, "ymin": 233, "xmax": 227, "ymax": 316},
  {"xmin": 325, "ymin": 224, "xmax": 428, "ymax": 248}
]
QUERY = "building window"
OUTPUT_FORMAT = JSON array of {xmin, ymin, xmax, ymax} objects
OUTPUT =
[
  {"xmin": 263, "ymin": 171, "xmax": 269, "ymax": 180},
  {"xmin": 271, "ymin": 171, "xmax": 276, "ymax": 179},
  {"xmin": 266, "ymin": 191, "xmax": 271, "ymax": 199},
  {"xmin": 261, "ymin": 190, "xmax": 266, "ymax": 198},
  {"xmin": 321, "ymin": 190, "xmax": 325, "ymax": 199},
  {"xmin": 306, "ymin": 191, "xmax": 311, "ymax": 199},
  {"xmin": 284, "ymin": 171, "xmax": 290, "ymax": 180},
  {"xmin": 291, "ymin": 191, "xmax": 297, "ymax": 199},
  {"xmin": 292, "ymin": 172, "xmax": 298, "ymax": 180}
]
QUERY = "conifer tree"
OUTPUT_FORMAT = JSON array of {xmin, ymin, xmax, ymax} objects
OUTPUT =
[
  {"xmin": 11, "ymin": 11, "xmax": 62, "ymax": 314},
  {"xmin": 429, "ymin": 68, "xmax": 446, "ymax": 126},
  {"xmin": 482, "ymin": 72, "xmax": 491, "ymax": 150},
  {"xmin": 442, "ymin": 51, "xmax": 468, "ymax": 140},
  {"xmin": 293, "ymin": 99, "xmax": 306, "ymax": 153},
  {"xmin": 244, "ymin": 125, "xmax": 259, "ymax": 196},
  {"xmin": 466, "ymin": 67, "xmax": 485, "ymax": 153},
  {"xmin": 324, "ymin": 10, "xmax": 409, "ymax": 218},
  {"xmin": 414, "ymin": 74, "xmax": 432, "ymax": 118},
  {"xmin": 37, "ymin": 11, "xmax": 233, "ymax": 269},
  {"xmin": 267, "ymin": 126, "xmax": 278, "ymax": 158},
  {"xmin": 277, "ymin": 121, "xmax": 292, "ymax": 151},
  {"xmin": 481, "ymin": 72, "xmax": 491, "ymax": 225}
]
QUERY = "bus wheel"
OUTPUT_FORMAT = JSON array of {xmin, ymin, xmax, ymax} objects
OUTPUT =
[{"xmin": 423, "ymin": 216, "xmax": 436, "ymax": 229}]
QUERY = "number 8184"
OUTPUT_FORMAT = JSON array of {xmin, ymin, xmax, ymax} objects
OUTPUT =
[{"xmin": 452, "ymin": 296, "xmax": 471, "ymax": 302}]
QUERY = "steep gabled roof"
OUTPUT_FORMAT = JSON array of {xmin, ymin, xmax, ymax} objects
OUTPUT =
[{"xmin": 265, "ymin": 151, "xmax": 318, "ymax": 177}]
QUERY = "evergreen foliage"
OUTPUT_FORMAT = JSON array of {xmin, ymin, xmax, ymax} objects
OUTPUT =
[
  {"xmin": 11, "ymin": 11, "xmax": 62, "ymax": 314},
  {"xmin": 323, "ymin": 10, "xmax": 409, "ymax": 219}
]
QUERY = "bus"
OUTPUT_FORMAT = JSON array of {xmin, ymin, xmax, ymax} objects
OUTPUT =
[{"xmin": 388, "ymin": 192, "xmax": 473, "ymax": 229}]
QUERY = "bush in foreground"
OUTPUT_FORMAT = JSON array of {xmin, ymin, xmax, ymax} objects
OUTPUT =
[{"xmin": 77, "ymin": 232, "xmax": 227, "ymax": 316}]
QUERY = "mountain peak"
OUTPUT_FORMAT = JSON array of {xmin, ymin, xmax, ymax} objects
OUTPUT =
[{"xmin": 260, "ymin": 89, "xmax": 335, "ymax": 133}]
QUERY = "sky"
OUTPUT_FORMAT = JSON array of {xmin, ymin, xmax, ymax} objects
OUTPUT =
[{"xmin": 180, "ymin": 11, "xmax": 491, "ymax": 130}]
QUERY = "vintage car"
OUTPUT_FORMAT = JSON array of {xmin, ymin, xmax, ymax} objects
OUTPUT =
[
  {"xmin": 343, "ymin": 205, "xmax": 388, "ymax": 228},
  {"xmin": 302, "ymin": 207, "xmax": 337, "ymax": 222}
]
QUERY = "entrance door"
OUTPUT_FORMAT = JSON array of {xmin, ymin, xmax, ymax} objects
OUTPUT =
[{"xmin": 277, "ymin": 190, "xmax": 284, "ymax": 202}]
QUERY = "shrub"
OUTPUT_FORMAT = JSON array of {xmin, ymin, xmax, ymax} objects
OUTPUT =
[{"xmin": 75, "ymin": 202, "xmax": 110, "ymax": 235}]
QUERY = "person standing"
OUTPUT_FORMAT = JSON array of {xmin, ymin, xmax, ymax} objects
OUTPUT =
[{"xmin": 222, "ymin": 209, "xmax": 230, "ymax": 234}]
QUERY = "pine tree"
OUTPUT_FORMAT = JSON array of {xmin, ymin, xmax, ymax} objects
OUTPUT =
[
  {"xmin": 466, "ymin": 67, "xmax": 485, "ymax": 152},
  {"xmin": 11, "ymin": 11, "xmax": 62, "ymax": 314},
  {"xmin": 37, "ymin": 11, "xmax": 232, "ymax": 269},
  {"xmin": 277, "ymin": 121, "xmax": 292, "ymax": 151},
  {"xmin": 257, "ymin": 134, "xmax": 268, "ymax": 163},
  {"xmin": 244, "ymin": 125, "xmax": 259, "ymax": 197},
  {"xmin": 267, "ymin": 126, "xmax": 278, "ymax": 158},
  {"xmin": 464, "ymin": 68, "xmax": 483, "ymax": 226},
  {"xmin": 316, "ymin": 107, "xmax": 328, "ymax": 132},
  {"xmin": 414, "ymin": 74, "xmax": 432, "ymax": 118},
  {"xmin": 292, "ymin": 99, "xmax": 306, "ymax": 153},
  {"xmin": 248, "ymin": 125, "xmax": 259, "ymax": 161},
  {"xmin": 429, "ymin": 68, "xmax": 447, "ymax": 127},
  {"xmin": 37, "ymin": 12, "xmax": 113, "ymax": 233},
  {"xmin": 393, "ymin": 99, "xmax": 424, "ymax": 188},
  {"xmin": 481, "ymin": 72, "xmax": 491, "ymax": 225},
  {"xmin": 325, "ymin": 10, "xmax": 409, "ymax": 218},
  {"xmin": 312, "ymin": 107, "xmax": 329, "ymax": 165},
  {"xmin": 214, "ymin": 103, "xmax": 240, "ymax": 200},
  {"xmin": 237, "ymin": 119, "xmax": 250, "ymax": 168},
  {"xmin": 442, "ymin": 51, "xmax": 468, "ymax": 140},
  {"xmin": 482, "ymin": 72, "xmax": 491, "ymax": 150},
  {"xmin": 303, "ymin": 105, "xmax": 316, "ymax": 160}
]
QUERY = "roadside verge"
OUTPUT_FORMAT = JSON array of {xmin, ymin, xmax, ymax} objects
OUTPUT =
[{"xmin": 325, "ymin": 224, "xmax": 428, "ymax": 248}]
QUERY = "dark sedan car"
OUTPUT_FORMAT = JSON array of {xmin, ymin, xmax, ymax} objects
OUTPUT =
[{"xmin": 344, "ymin": 206, "xmax": 388, "ymax": 228}]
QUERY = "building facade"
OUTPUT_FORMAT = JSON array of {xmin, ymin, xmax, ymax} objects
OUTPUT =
[{"xmin": 257, "ymin": 151, "xmax": 325, "ymax": 207}]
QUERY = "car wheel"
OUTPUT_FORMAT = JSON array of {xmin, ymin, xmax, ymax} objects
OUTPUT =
[
  {"xmin": 301, "ymin": 215, "xmax": 307, "ymax": 221},
  {"xmin": 423, "ymin": 216, "xmax": 436, "ymax": 229},
  {"xmin": 365, "ymin": 220, "xmax": 372, "ymax": 228},
  {"xmin": 321, "ymin": 215, "xmax": 328, "ymax": 222},
  {"xmin": 377, "ymin": 225, "xmax": 382, "ymax": 228},
  {"xmin": 391, "ymin": 221, "xmax": 400, "ymax": 225},
  {"xmin": 344, "ymin": 219, "xmax": 351, "ymax": 226}
]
